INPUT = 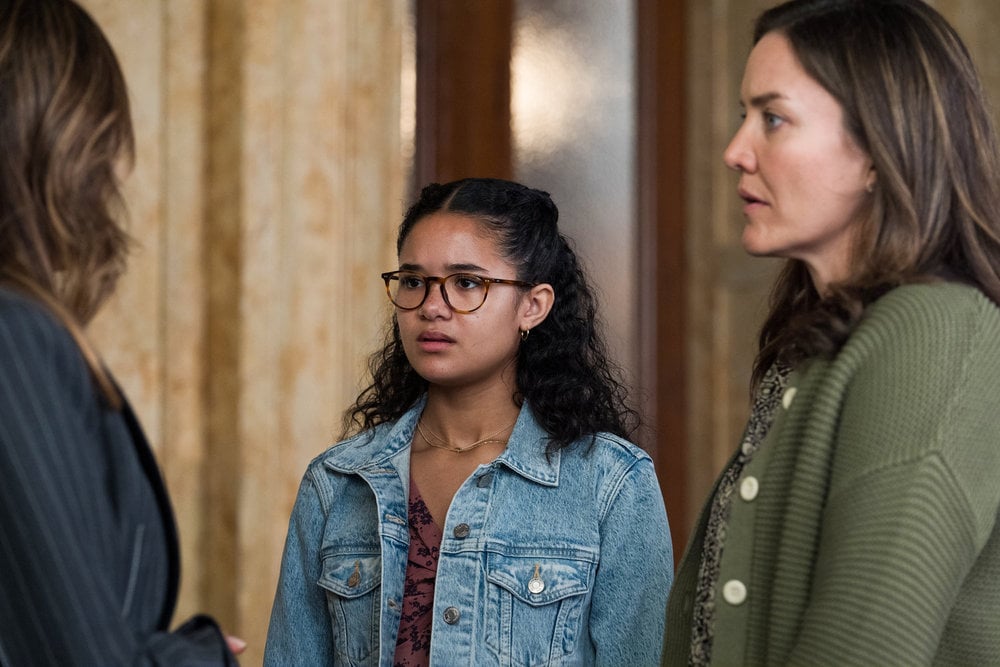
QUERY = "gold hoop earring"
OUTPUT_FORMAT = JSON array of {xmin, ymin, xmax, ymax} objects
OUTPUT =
[{"xmin": 520, "ymin": 329, "xmax": 530, "ymax": 341}]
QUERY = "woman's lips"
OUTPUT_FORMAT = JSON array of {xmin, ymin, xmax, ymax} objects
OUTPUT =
[
  {"xmin": 738, "ymin": 187, "xmax": 769, "ymax": 215},
  {"xmin": 417, "ymin": 331, "xmax": 455, "ymax": 352}
]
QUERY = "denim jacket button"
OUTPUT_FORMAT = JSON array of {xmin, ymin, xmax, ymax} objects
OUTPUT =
[
  {"xmin": 476, "ymin": 474, "xmax": 493, "ymax": 488},
  {"xmin": 443, "ymin": 606, "xmax": 461, "ymax": 624},
  {"xmin": 347, "ymin": 560, "xmax": 361, "ymax": 588},
  {"xmin": 453, "ymin": 523, "xmax": 471, "ymax": 539}
]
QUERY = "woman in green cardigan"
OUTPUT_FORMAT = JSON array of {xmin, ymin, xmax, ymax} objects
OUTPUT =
[{"xmin": 664, "ymin": 1, "xmax": 1000, "ymax": 665}]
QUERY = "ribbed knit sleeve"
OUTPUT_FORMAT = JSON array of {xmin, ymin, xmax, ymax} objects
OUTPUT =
[
  {"xmin": 787, "ymin": 284, "xmax": 1000, "ymax": 665},
  {"xmin": 663, "ymin": 283, "xmax": 1000, "ymax": 667}
]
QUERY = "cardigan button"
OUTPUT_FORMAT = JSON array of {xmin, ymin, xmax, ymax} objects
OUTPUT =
[
  {"xmin": 740, "ymin": 476, "xmax": 759, "ymax": 502},
  {"xmin": 443, "ymin": 606, "xmax": 461, "ymax": 624},
  {"xmin": 723, "ymin": 579, "xmax": 747, "ymax": 606},
  {"xmin": 781, "ymin": 387, "xmax": 797, "ymax": 410}
]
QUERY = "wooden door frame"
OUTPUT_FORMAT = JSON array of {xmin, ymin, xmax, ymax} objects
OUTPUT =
[
  {"xmin": 414, "ymin": 0, "xmax": 514, "ymax": 189},
  {"xmin": 637, "ymin": 0, "xmax": 689, "ymax": 561}
]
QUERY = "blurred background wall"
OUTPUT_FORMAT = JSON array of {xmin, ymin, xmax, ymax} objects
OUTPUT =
[
  {"xmin": 80, "ymin": 1, "xmax": 403, "ymax": 663},
  {"xmin": 77, "ymin": 1, "xmax": 1000, "ymax": 664}
]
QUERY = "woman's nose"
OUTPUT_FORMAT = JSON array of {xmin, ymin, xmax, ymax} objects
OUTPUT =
[
  {"xmin": 723, "ymin": 123, "xmax": 755, "ymax": 173},
  {"xmin": 419, "ymin": 280, "xmax": 451, "ymax": 318}
]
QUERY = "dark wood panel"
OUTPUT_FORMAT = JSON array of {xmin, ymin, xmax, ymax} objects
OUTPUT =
[
  {"xmin": 414, "ymin": 0, "xmax": 514, "ymax": 189},
  {"xmin": 637, "ymin": 0, "xmax": 689, "ymax": 564}
]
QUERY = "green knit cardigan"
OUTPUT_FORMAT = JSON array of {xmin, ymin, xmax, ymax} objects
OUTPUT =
[{"xmin": 663, "ymin": 283, "xmax": 1000, "ymax": 666}]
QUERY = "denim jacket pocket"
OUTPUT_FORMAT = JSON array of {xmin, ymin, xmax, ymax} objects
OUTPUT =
[
  {"xmin": 318, "ymin": 551, "xmax": 381, "ymax": 666},
  {"xmin": 485, "ymin": 550, "xmax": 595, "ymax": 667}
]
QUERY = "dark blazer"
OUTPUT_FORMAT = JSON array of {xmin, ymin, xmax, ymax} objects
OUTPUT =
[{"xmin": 0, "ymin": 288, "xmax": 235, "ymax": 666}]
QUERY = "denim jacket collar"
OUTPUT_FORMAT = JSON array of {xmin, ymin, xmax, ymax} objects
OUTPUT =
[
  {"xmin": 321, "ymin": 396, "xmax": 425, "ymax": 473},
  {"xmin": 321, "ymin": 395, "xmax": 561, "ymax": 487},
  {"xmin": 495, "ymin": 403, "xmax": 560, "ymax": 486}
]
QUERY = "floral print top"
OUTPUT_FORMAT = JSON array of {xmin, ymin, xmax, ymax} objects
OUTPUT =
[
  {"xmin": 689, "ymin": 363, "xmax": 790, "ymax": 666},
  {"xmin": 393, "ymin": 477, "xmax": 442, "ymax": 667}
]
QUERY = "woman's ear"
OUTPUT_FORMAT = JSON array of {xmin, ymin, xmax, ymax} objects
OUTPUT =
[{"xmin": 518, "ymin": 283, "xmax": 554, "ymax": 332}]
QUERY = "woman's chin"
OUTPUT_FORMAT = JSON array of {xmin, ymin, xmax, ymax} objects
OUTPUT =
[{"xmin": 740, "ymin": 230, "xmax": 774, "ymax": 258}]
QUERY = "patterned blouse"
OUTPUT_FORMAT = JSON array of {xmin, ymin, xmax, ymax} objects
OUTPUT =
[
  {"xmin": 393, "ymin": 477, "xmax": 442, "ymax": 667},
  {"xmin": 689, "ymin": 363, "xmax": 790, "ymax": 666}
]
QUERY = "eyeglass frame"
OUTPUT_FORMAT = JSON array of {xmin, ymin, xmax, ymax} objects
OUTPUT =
[{"xmin": 380, "ymin": 270, "xmax": 537, "ymax": 314}]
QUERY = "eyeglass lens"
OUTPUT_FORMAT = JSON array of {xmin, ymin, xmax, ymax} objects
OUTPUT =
[{"xmin": 388, "ymin": 272, "xmax": 488, "ymax": 312}]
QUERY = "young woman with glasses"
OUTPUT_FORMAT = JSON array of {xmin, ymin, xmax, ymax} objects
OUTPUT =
[{"xmin": 265, "ymin": 177, "xmax": 673, "ymax": 666}]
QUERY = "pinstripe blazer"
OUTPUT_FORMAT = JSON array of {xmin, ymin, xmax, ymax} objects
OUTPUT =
[{"xmin": 0, "ymin": 288, "xmax": 235, "ymax": 666}]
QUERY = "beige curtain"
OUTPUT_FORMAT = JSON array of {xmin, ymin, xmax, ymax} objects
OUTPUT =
[{"xmin": 81, "ymin": 1, "xmax": 403, "ymax": 663}]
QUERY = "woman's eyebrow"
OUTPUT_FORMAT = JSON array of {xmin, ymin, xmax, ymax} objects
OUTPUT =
[
  {"xmin": 744, "ymin": 91, "xmax": 786, "ymax": 108},
  {"xmin": 397, "ymin": 262, "xmax": 489, "ymax": 273}
]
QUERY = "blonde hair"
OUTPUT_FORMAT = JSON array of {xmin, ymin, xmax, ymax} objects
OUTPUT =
[{"xmin": 0, "ymin": 0, "xmax": 134, "ymax": 405}]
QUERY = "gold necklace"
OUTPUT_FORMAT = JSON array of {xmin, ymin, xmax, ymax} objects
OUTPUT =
[{"xmin": 416, "ymin": 419, "xmax": 515, "ymax": 453}]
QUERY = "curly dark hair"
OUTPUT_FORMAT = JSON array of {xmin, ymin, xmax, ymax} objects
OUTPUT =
[
  {"xmin": 344, "ymin": 178, "xmax": 639, "ymax": 451},
  {"xmin": 748, "ymin": 0, "xmax": 1000, "ymax": 392}
]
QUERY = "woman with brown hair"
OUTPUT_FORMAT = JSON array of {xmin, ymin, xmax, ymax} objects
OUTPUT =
[
  {"xmin": 664, "ymin": 0, "xmax": 1000, "ymax": 664},
  {"xmin": 0, "ymin": 1, "xmax": 239, "ymax": 663}
]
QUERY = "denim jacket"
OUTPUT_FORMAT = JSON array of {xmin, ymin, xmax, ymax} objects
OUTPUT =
[{"xmin": 265, "ymin": 399, "xmax": 673, "ymax": 666}]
